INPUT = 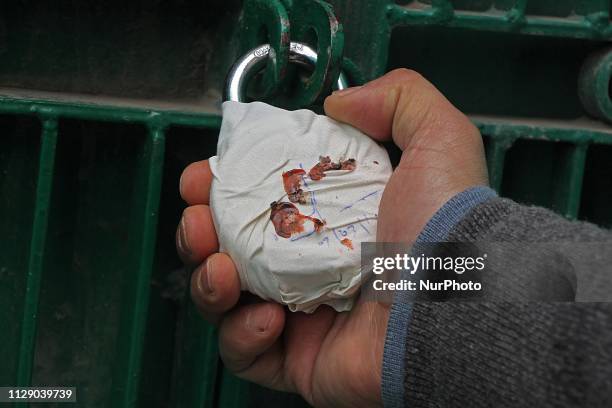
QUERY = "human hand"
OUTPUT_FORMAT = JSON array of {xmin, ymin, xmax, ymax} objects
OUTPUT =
[{"xmin": 176, "ymin": 68, "xmax": 488, "ymax": 407}]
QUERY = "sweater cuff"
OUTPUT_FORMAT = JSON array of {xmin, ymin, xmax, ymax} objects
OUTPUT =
[{"xmin": 381, "ymin": 186, "xmax": 497, "ymax": 408}]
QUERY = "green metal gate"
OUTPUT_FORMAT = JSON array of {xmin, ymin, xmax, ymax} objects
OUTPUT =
[{"xmin": 1, "ymin": 1, "xmax": 611, "ymax": 407}]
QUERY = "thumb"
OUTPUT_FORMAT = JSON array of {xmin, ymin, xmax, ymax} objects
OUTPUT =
[
  {"xmin": 324, "ymin": 68, "xmax": 489, "ymax": 242},
  {"xmin": 324, "ymin": 68, "xmax": 478, "ymax": 152}
]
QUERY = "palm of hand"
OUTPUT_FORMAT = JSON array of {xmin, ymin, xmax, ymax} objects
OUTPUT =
[{"xmin": 269, "ymin": 300, "xmax": 388, "ymax": 408}]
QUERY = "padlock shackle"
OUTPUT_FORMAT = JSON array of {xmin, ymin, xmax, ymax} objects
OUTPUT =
[{"xmin": 224, "ymin": 41, "xmax": 348, "ymax": 103}]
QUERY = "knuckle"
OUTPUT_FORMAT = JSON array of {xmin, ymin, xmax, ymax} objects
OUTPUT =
[
  {"xmin": 389, "ymin": 68, "xmax": 424, "ymax": 85},
  {"xmin": 445, "ymin": 110, "xmax": 481, "ymax": 139}
]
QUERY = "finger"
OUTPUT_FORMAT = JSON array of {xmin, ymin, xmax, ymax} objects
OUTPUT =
[
  {"xmin": 219, "ymin": 302, "xmax": 286, "ymax": 384},
  {"xmin": 190, "ymin": 253, "xmax": 241, "ymax": 324},
  {"xmin": 324, "ymin": 68, "xmax": 480, "ymax": 152},
  {"xmin": 176, "ymin": 204, "xmax": 218, "ymax": 265},
  {"xmin": 180, "ymin": 160, "xmax": 213, "ymax": 205},
  {"xmin": 281, "ymin": 306, "xmax": 336, "ymax": 399}
]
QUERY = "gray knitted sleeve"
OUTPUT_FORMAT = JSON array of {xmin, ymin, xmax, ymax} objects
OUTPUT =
[{"xmin": 403, "ymin": 198, "xmax": 612, "ymax": 408}]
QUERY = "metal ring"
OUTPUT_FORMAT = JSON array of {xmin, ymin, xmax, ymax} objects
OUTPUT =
[{"xmin": 224, "ymin": 41, "xmax": 349, "ymax": 102}]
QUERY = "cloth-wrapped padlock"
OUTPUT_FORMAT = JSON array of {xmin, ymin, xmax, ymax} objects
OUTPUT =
[{"xmin": 209, "ymin": 101, "xmax": 392, "ymax": 312}]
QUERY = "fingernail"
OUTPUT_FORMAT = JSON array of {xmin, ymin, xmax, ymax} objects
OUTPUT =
[
  {"xmin": 332, "ymin": 85, "xmax": 363, "ymax": 97},
  {"xmin": 246, "ymin": 307, "xmax": 274, "ymax": 333},
  {"xmin": 201, "ymin": 257, "xmax": 215, "ymax": 295},
  {"xmin": 179, "ymin": 171, "xmax": 185, "ymax": 200},
  {"xmin": 177, "ymin": 213, "xmax": 192, "ymax": 256}
]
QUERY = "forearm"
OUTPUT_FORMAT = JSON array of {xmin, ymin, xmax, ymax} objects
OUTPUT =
[
  {"xmin": 448, "ymin": 197, "xmax": 612, "ymax": 301},
  {"xmin": 404, "ymin": 302, "xmax": 612, "ymax": 408}
]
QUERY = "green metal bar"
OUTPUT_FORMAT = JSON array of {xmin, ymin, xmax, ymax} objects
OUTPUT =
[
  {"xmin": 474, "ymin": 119, "xmax": 612, "ymax": 146},
  {"xmin": 114, "ymin": 126, "xmax": 167, "ymax": 408},
  {"xmin": 15, "ymin": 118, "xmax": 58, "ymax": 394},
  {"xmin": 3, "ymin": 94, "xmax": 611, "ymax": 145},
  {"xmin": 0, "ymin": 95, "xmax": 221, "ymax": 129},
  {"xmin": 217, "ymin": 369, "xmax": 251, "ymax": 408},
  {"xmin": 483, "ymin": 135, "xmax": 516, "ymax": 192},
  {"xmin": 387, "ymin": 4, "xmax": 612, "ymax": 40},
  {"xmin": 169, "ymin": 301, "xmax": 219, "ymax": 408},
  {"xmin": 553, "ymin": 143, "xmax": 589, "ymax": 219}
]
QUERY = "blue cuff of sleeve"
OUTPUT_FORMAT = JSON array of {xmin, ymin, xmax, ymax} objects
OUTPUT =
[{"xmin": 381, "ymin": 186, "xmax": 497, "ymax": 408}]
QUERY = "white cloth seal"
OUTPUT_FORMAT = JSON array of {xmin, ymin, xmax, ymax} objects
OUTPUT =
[{"xmin": 209, "ymin": 101, "xmax": 392, "ymax": 312}]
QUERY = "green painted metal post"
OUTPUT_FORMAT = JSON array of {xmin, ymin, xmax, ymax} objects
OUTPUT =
[
  {"xmin": 169, "ymin": 301, "xmax": 220, "ymax": 408},
  {"xmin": 112, "ymin": 126, "xmax": 167, "ymax": 407},
  {"xmin": 553, "ymin": 143, "xmax": 589, "ymax": 219},
  {"xmin": 484, "ymin": 135, "xmax": 515, "ymax": 193},
  {"xmin": 217, "ymin": 369, "xmax": 252, "ymax": 408},
  {"xmin": 15, "ymin": 117, "xmax": 58, "ymax": 407}
]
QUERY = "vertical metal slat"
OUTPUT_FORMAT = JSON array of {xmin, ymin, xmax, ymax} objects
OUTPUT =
[
  {"xmin": 485, "ymin": 135, "xmax": 515, "ymax": 193},
  {"xmin": 16, "ymin": 117, "xmax": 58, "ymax": 391},
  {"xmin": 553, "ymin": 143, "xmax": 588, "ymax": 219},
  {"xmin": 217, "ymin": 369, "xmax": 251, "ymax": 408},
  {"xmin": 169, "ymin": 303, "xmax": 219, "ymax": 408},
  {"xmin": 115, "ymin": 125, "xmax": 167, "ymax": 407}
]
